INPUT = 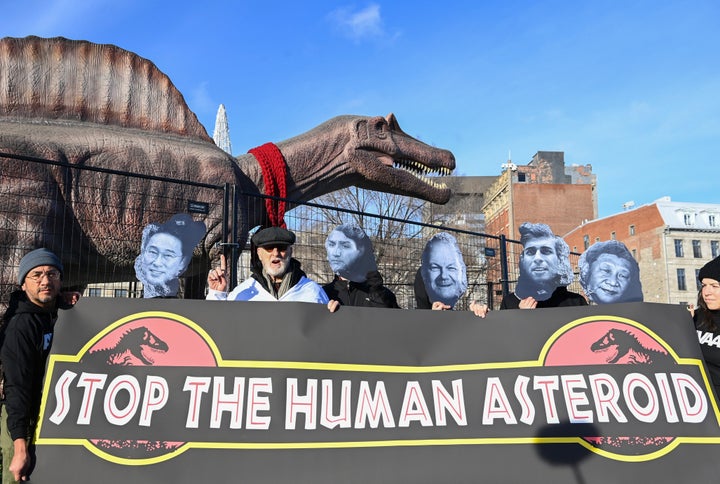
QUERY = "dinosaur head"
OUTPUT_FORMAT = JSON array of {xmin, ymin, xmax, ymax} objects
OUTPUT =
[
  {"xmin": 590, "ymin": 328, "xmax": 632, "ymax": 364},
  {"xmin": 127, "ymin": 326, "xmax": 169, "ymax": 365},
  {"xmin": 348, "ymin": 114, "xmax": 455, "ymax": 204}
]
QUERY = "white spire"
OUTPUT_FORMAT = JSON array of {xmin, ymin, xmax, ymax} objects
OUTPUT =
[{"xmin": 212, "ymin": 104, "xmax": 232, "ymax": 154}]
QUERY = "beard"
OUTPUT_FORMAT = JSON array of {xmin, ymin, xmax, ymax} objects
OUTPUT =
[{"xmin": 265, "ymin": 256, "xmax": 291, "ymax": 279}]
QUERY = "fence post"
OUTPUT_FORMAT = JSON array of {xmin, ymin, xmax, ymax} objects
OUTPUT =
[
  {"xmin": 220, "ymin": 183, "xmax": 237, "ymax": 289},
  {"xmin": 487, "ymin": 281, "xmax": 495, "ymax": 311},
  {"xmin": 499, "ymin": 234, "xmax": 510, "ymax": 298},
  {"xmin": 230, "ymin": 184, "xmax": 240, "ymax": 289}
]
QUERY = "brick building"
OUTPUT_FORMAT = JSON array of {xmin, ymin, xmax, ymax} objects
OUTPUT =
[
  {"xmin": 481, "ymin": 151, "xmax": 597, "ymax": 240},
  {"xmin": 564, "ymin": 198, "xmax": 720, "ymax": 305},
  {"xmin": 445, "ymin": 151, "xmax": 597, "ymax": 306}
]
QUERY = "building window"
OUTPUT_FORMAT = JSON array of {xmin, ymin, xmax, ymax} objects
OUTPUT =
[
  {"xmin": 684, "ymin": 213, "xmax": 693, "ymax": 226},
  {"xmin": 677, "ymin": 268, "xmax": 687, "ymax": 291},
  {"xmin": 632, "ymin": 249, "xmax": 637, "ymax": 259},
  {"xmin": 114, "ymin": 289, "xmax": 128, "ymax": 298},
  {"xmin": 87, "ymin": 288, "xmax": 102, "ymax": 297},
  {"xmin": 517, "ymin": 173, "xmax": 526, "ymax": 182},
  {"xmin": 692, "ymin": 240, "xmax": 702, "ymax": 258},
  {"xmin": 583, "ymin": 235, "xmax": 590, "ymax": 250},
  {"xmin": 629, "ymin": 225, "xmax": 635, "ymax": 236},
  {"xmin": 610, "ymin": 231, "xmax": 616, "ymax": 240},
  {"xmin": 710, "ymin": 215, "xmax": 717, "ymax": 227},
  {"xmin": 712, "ymin": 240, "xmax": 719, "ymax": 258},
  {"xmin": 696, "ymin": 269, "xmax": 702, "ymax": 290},
  {"xmin": 675, "ymin": 239, "xmax": 684, "ymax": 258}
]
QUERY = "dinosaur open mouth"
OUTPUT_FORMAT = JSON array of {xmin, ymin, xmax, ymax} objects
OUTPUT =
[
  {"xmin": 393, "ymin": 158, "xmax": 453, "ymax": 190},
  {"xmin": 363, "ymin": 145, "xmax": 455, "ymax": 204}
]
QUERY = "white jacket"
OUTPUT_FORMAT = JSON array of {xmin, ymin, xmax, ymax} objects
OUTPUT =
[{"xmin": 206, "ymin": 276, "xmax": 329, "ymax": 304}]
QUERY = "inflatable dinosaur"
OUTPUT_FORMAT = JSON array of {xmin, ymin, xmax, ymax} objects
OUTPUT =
[{"xmin": 0, "ymin": 36, "xmax": 455, "ymax": 300}]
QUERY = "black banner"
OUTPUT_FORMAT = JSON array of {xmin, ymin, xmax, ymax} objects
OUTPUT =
[{"xmin": 32, "ymin": 299, "xmax": 720, "ymax": 483}]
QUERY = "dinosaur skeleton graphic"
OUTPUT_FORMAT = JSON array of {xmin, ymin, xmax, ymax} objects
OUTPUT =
[
  {"xmin": 83, "ymin": 326, "xmax": 169, "ymax": 366},
  {"xmin": 82, "ymin": 326, "xmax": 175, "ymax": 457},
  {"xmin": 590, "ymin": 328, "xmax": 673, "ymax": 365}
]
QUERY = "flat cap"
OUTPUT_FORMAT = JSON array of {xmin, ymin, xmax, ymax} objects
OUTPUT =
[{"xmin": 251, "ymin": 227, "xmax": 296, "ymax": 247}]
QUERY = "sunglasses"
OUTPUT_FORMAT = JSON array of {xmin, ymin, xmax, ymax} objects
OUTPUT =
[{"xmin": 259, "ymin": 244, "xmax": 289, "ymax": 252}]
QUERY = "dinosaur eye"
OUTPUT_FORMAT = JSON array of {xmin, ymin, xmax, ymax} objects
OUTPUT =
[{"xmin": 371, "ymin": 118, "xmax": 388, "ymax": 139}]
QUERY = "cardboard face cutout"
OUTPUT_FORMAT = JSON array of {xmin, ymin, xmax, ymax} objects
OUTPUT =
[
  {"xmin": 579, "ymin": 240, "xmax": 643, "ymax": 304},
  {"xmin": 325, "ymin": 225, "xmax": 377, "ymax": 283},
  {"xmin": 420, "ymin": 232, "xmax": 468, "ymax": 307},
  {"xmin": 514, "ymin": 222, "xmax": 574, "ymax": 301},
  {"xmin": 134, "ymin": 213, "xmax": 206, "ymax": 298}
]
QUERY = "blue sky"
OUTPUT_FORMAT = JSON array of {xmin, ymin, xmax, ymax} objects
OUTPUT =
[{"xmin": 5, "ymin": 1, "xmax": 719, "ymax": 218}]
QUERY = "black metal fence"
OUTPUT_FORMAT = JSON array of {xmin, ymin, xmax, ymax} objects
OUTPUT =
[{"xmin": 0, "ymin": 153, "xmax": 583, "ymax": 311}]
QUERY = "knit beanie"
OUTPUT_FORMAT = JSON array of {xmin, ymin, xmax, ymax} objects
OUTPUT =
[
  {"xmin": 699, "ymin": 256, "xmax": 720, "ymax": 283},
  {"xmin": 18, "ymin": 248, "xmax": 64, "ymax": 284}
]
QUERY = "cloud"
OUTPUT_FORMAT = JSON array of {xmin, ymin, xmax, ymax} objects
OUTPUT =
[
  {"xmin": 188, "ymin": 81, "xmax": 216, "ymax": 118},
  {"xmin": 328, "ymin": 4, "xmax": 386, "ymax": 42},
  {"xmin": 6, "ymin": 0, "xmax": 107, "ymax": 36}
]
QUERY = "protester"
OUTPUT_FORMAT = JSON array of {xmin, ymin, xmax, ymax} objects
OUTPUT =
[
  {"xmin": 501, "ymin": 222, "xmax": 586, "ymax": 309},
  {"xmin": 207, "ymin": 226, "xmax": 337, "ymax": 311},
  {"xmin": 322, "ymin": 224, "xmax": 400, "ymax": 308},
  {"xmin": 415, "ymin": 233, "xmax": 489, "ymax": 317},
  {"xmin": 578, "ymin": 240, "xmax": 643, "ymax": 304},
  {"xmin": 0, "ymin": 248, "xmax": 76, "ymax": 483},
  {"xmin": 693, "ymin": 255, "xmax": 720, "ymax": 402},
  {"xmin": 135, "ymin": 213, "xmax": 206, "ymax": 298}
]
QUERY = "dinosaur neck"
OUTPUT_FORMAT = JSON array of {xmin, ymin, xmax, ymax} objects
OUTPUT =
[{"xmin": 236, "ymin": 118, "xmax": 355, "ymax": 226}]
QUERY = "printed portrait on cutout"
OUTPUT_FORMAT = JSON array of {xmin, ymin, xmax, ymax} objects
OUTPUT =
[
  {"xmin": 134, "ymin": 213, "xmax": 206, "ymax": 298},
  {"xmin": 325, "ymin": 224, "xmax": 377, "ymax": 283},
  {"xmin": 420, "ymin": 232, "xmax": 468, "ymax": 308},
  {"xmin": 514, "ymin": 222, "xmax": 574, "ymax": 301},
  {"xmin": 578, "ymin": 240, "xmax": 643, "ymax": 304}
]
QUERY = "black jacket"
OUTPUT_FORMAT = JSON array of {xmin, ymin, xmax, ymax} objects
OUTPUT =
[
  {"xmin": 694, "ymin": 307, "xmax": 720, "ymax": 402},
  {"xmin": 413, "ymin": 268, "xmax": 432, "ymax": 309},
  {"xmin": 1, "ymin": 293, "xmax": 57, "ymax": 441},
  {"xmin": 500, "ymin": 286, "xmax": 588, "ymax": 310},
  {"xmin": 323, "ymin": 271, "xmax": 400, "ymax": 309}
]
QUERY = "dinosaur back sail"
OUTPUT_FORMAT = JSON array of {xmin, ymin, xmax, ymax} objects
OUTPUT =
[{"xmin": 0, "ymin": 36, "xmax": 211, "ymax": 142}]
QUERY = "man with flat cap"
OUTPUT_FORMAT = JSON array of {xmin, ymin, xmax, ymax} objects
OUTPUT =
[
  {"xmin": 207, "ymin": 227, "xmax": 337, "ymax": 310},
  {"xmin": 1, "ymin": 248, "xmax": 77, "ymax": 483}
]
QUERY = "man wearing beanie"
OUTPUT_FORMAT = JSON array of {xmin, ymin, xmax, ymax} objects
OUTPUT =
[
  {"xmin": 1, "ymin": 248, "xmax": 65, "ymax": 482},
  {"xmin": 693, "ymin": 255, "xmax": 720, "ymax": 405},
  {"xmin": 207, "ymin": 227, "xmax": 338, "ymax": 311}
]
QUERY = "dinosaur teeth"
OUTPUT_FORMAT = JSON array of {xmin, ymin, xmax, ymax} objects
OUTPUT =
[
  {"xmin": 393, "ymin": 158, "xmax": 450, "ymax": 190},
  {"xmin": 395, "ymin": 158, "xmax": 450, "ymax": 176}
]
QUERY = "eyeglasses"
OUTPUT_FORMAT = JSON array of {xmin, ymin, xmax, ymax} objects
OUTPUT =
[
  {"xmin": 145, "ymin": 247, "xmax": 182, "ymax": 262},
  {"xmin": 26, "ymin": 269, "xmax": 61, "ymax": 282}
]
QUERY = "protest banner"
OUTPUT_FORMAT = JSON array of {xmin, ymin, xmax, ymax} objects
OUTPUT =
[{"xmin": 32, "ymin": 299, "xmax": 720, "ymax": 483}]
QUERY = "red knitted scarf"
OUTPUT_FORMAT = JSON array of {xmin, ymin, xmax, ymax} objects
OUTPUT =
[{"xmin": 248, "ymin": 142, "xmax": 287, "ymax": 228}]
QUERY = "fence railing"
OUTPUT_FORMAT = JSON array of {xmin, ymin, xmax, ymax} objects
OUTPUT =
[{"xmin": 0, "ymin": 153, "xmax": 582, "ymax": 311}]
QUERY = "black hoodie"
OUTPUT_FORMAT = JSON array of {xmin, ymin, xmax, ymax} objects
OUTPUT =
[
  {"xmin": 694, "ymin": 307, "xmax": 720, "ymax": 404},
  {"xmin": 1, "ymin": 292, "xmax": 57, "ymax": 441},
  {"xmin": 323, "ymin": 271, "xmax": 401, "ymax": 309}
]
